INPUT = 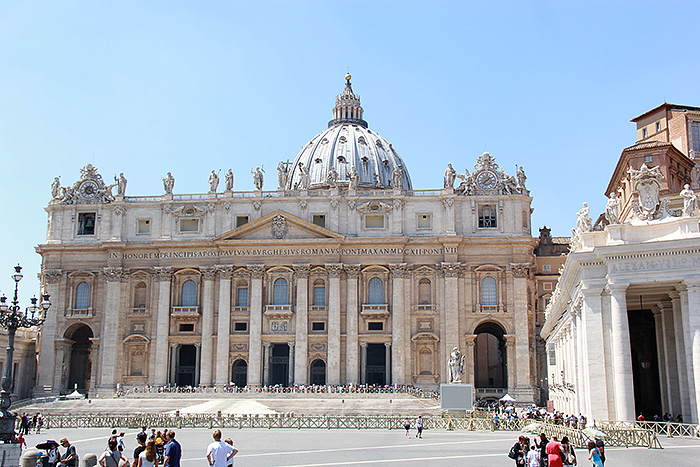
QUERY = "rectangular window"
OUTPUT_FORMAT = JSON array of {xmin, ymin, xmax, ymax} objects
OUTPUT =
[
  {"xmin": 311, "ymin": 321, "xmax": 325, "ymax": 331},
  {"xmin": 478, "ymin": 206, "xmax": 497, "ymax": 228},
  {"xmin": 656, "ymin": 121, "xmax": 661, "ymax": 132},
  {"xmin": 234, "ymin": 322, "xmax": 247, "ymax": 332},
  {"xmin": 137, "ymin": 219, "xmax": 151, "ymax": 234},
  {"xmin": 692, "ymin": 121, "xmax": 700, "ymax": 153},
  {"xmin": 313, "ymin": 286, "xmax": 326, "ymax": 306},
  {"xmin": 365, "ymin": 214, "xmax": 385, "ymax": 229},
  {"xmin": 180, "ymin": 218, "xmax": 199, "ymax": 232},
  {"xmin": 312, "ymin": 215, "xmax": 326, "ymax": 228},
  {"xmin": 236, "ymin": 216, "xmax": 249, "ymax": 228},
  {"xmin": 368, "ymin": 321, "xmax": 384, "ymax": 331},
  {"xmin": 417, "ymin": 213, "xmax": 432, "ymax": 229},
  {"xmin": 179, "ymin": 323, "xmax": 194, "ymax": 333},
  {"xmin": 543, "ymin": 282, "xmax": 553, "ymax": 291},
  {"xmin": 645, "ymin": 155, "xmax": 653, "ymax": 163},
  {"xmin": 77, "ymin": 212, "xmax": 96, "ymax": 235},
  {"xmin": 642, "ymin": 128, "xmax": 648, "ymax": 138},
  {"xmin": 236, "ymin": 287, "xmax": 248, "ymax": 307},
  {"xmin": 549, "ymin": 349, "xmax": 556, "ymax": 365},
  {"xmin": 542, "ymin": 264, "xmax": 551, "ymax": 272}
]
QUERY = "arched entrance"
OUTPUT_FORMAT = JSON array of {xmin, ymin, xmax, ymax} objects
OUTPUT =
[
  {"xmin": 310, "ymin": 359, "xmax": 326, "ymax": 385},
  {"xmin": 366, "ymin": 343, "xmax": 387, "ymax": 385},
  {"xmin": 231, "ymin": 359, "xmax": 247, "ymax": 388},
  {"xmin": 65, "ymin": 324, "xmax": 93, "ymax": 394},
  {"xmin": 175, "ymin": 345, "xmax": 197, "ymax": 387},
  {"xmin": 474, "ymin": 322, "xmax": 507, "ymax": 396},
  {"xmin": 270, "ymin": 344, "xmax": 289, "ymax": 386}
]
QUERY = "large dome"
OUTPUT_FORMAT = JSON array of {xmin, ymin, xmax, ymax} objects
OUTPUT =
[{"xmin": 285, "ymin": 75, "xmax": 412, "ymax": 191}]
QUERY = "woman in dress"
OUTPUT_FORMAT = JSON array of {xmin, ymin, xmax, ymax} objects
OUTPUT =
[
  {"xmin": 546, "ymin": 435, "xmax": 564, "ymax": 467},
  {"xmin": 587, "ymin": 440, "xmax": 604, "ymax": 467},
  {"xmin": 560, "ymin": 436, "xmax": 576, "ymax": 465},
  {"xmin": 137, "ymin": 440, "xmax": 158, "ymax": 467}
]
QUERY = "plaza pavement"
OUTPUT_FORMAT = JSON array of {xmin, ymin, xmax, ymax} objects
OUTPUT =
[{"xmin": 21, "ymin": 427, "xmax": 700, "ymax": 467}]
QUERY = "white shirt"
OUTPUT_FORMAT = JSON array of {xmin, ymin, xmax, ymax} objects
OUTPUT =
[
  {"xmin": 527, "ymin": 450, "xmax": 539, "ymax": 466},
  {"xmin": 139, "ymin": 451, "xmax": 155, "ymax": 467},
  {"xmin": 207, "ymin": 441, "xmax": 234, "ymax": 467}
]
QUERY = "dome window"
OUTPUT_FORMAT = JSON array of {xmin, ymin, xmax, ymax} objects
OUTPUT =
[
  {"xmin": 337, "ymin": 156, "xmax": 346, "ymax": 163},
  {"xmin": 339, "ymin": 136, "xmax": 347, "ymax": 144},
  {"xmin": 358, "ymin": 137, "xmax": 366, "ymax": 145},
  {"xmin": 321, "ymin": 138, "xmax": 329, "ymax": 145},
  {"xmin": 376, "ymin": 140, "xmax": 383, "ymax": 149},
  {"xmin": 315, "ymin": 158, "xmax": 323, "ymax": 164}
]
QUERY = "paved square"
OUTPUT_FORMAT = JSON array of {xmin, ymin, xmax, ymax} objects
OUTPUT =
[{"xmin": 21, "ymin": 427, "xmax": 700, "ymax": 466}]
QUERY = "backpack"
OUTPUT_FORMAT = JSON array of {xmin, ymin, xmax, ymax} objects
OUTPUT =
[{"xmin": 508, "ymin": 443, "xmax": 519, "ymax": 459}]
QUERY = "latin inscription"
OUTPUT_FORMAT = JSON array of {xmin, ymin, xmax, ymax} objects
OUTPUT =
[{"xmin": 609, "ymin": 255, "xmax": 700, "ymax": 273}]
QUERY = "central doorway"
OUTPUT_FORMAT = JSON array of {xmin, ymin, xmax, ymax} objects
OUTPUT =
[
  {"xmin": 231, "ymin": 359, "xmax": 247, "ymax": 388},
  {"xmin": 270, "ymin": 344, "xmax": 289, "ymax": 386},
  {"xmin": 474, "ymin": 322, "xmax": 507, "ymax": 392},
  {"xmin": 366, "ymin": 343, "xmax": 387, "ymax": 385},
  {"xmin": 310, "ymin": 359, "xmax": 326, "ymax": 385},
  {"xmin": 66, "ymin": 324, "xmax": 93, "ymax": 395},
  {"xmin": 176, "ymin": 345, "xmax": 197, "ymax": 387}
]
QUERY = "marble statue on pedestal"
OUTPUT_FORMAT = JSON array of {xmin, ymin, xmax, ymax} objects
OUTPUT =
[
  {"xmin": 576, "ymin": 202, "xmax": 593, "ymax": 232},
  {"xmin": 349, "ymin": 166, "xmax": 359, "ymax": 190},
  {"xmin": 447, "ymin": 346, "xmax": 465, "ymax": 383},
  {"xmin": 163, "ymin": 172, "xmax": 175, "ymax": 194},
  {"xmin": 277, "ymin": 162, "xmax": 289, "ymax": 190},
  {"xmin": 252, "ymin": 167, "xmax": 264, "ymax": 190},
  {"xmin": 208, "ymin": 170, "xmax": 219, "ymax": 193},
  {"xmin": 517, "ymin": 166, "xmax": 527, "ymax": 192},
  {"xmin": 225, "ymin": 169, "xmax": 234, "ymax": 191},
  {"xmin": 51, "ymin": 177, "xmax": 61, "ymax": 199},
  {"xmin": 392, "ymin": 165, "xmax": 403, "ymax": 189},
  {"xmin": 298, "ymin": 163, "xmax": 310, "ymax": 190},
  {"xmin": 327, "ymin": 166, "xmax": 338, "ymax": 188},
  {"xmin": 681, "ymin": 184, "xmax": 698, "ymax": 217},
  {"xmin": 116, "ymin": 173, "xmax": 127, "ymax": 196},
  {"xmin": 444, "ymin": 163, "xmax": 456, "ymax": 189},
  {"xmin": 605, "ymin": 192, "xmax": 621, "ymax": 224}
]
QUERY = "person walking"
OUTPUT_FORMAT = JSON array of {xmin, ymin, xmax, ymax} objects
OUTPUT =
[
  {"xmin": 206, "ymin": 429, "xmax": 237, "ymax": 467},
  {"xmin": 508, "ymin": 435, "xmax": 526, "ymax": 466},
  {"xmin": 535, "ymin": 433, "xmax": 548, "ymax": 467},
  {"xmin": 133, "ymin": 432, "xmax": 148, "ymax": 466},
  {"xmin": 594, "ymin": 436, "xmax": 605, "ymax": 465},
  {"xmin": 560, "ymin": 436, "xmax": 576, "ymax": 465},
  {"xmin": 403, "ymin": 418, "xmax": 411, "ymax": 438},
  {"xmin": 58, "ymin": 438, "xmax": 78, "ymax": 467},
  {"xmin": 98, "ymin": 438, "xmax": 129, "ymax": 467},
  {"xmin": 415, "ymin": 415, "xmax": 423, "ymax": 439},
  {"xmin": 587, "ymin": 441, "xmax": 604, "ymax": 467},
  {"xmin": 163, "ymin": 431, "xmax": 181, "ymax": 467},
  {"xmin": 546, "ymin": 435, "xmax": 564, "ymax": 467},
  {"xmin": 137, "ymin": 440, "xmax": 158, "ymax": 467},
  {"xmin": 526, "ymin": 444, "xmax": 540, "ymax": 467}
]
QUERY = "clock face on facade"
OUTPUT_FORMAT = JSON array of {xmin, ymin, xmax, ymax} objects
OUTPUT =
[
  {"xmin": 79, "ymin": 180, "xmax": 99, "ymax": 199},
  {"xmin": 476, "ymin": 170, "xmax": 498, "ymax": 190}
]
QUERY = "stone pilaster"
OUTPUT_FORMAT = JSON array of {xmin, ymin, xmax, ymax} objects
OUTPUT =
[
  {"xmin": 360, "ymin": 342, "xmax": 368, "ymax": 385},
  {"xmin": 153, "ymin": 267, "xmax": 173, "ymax": 386},
  {"xmin": 88, "ymin": 337, "xmax": 100, "ymax": 393},
  {"xmin": 465, "ymin": 334, "xmax": 477, "ymax": 385},
  {"xmin": 440, "ymin": 262, "xmax": 460, "ymax": 380},
  {"xmin": 215, "ymin": 266, "xmax": 233, "ymax": 387},
  {"xmin": 326, "ymin": 263, "xmax": 343, "ymax": 384},
  {"xmin": 661, "ymin": 301, "xmax": 680, "ymax": 416},
  {"xmin": 247, "ymin": 264, "xmax": 265, "ymax": 387},
  {"xmin": 504, "ymin": 334, "xmax": 516, "ymax": 394},
  {"xmin": 683, "ymin": 279, "xmax": 700, "ymax": 423},
  {"xmin": 389, "ymin": 263, "xmax": 408, "ymax": 385},
  {"xmin": 293, "ymin": 264, "xmax": 310, "ymax": 385},
  {"xmin": 580, "ymin": 285, "xmax": 608, "ymax": 421},
  {"xmin": 98, "ymin": 267, "xmax": 125, "ymax": 394},
  {"xmin": 511, "ymin": 263, "xmax": 533, "ymax": 402},
  {"xmin": 37, "ymin": 269, "xmax": 62, "ymax": 395},
  {"xmin": 345, "ymin": 265, "xmax": 361, "ymax": 385},
  {"xmin": 608, "ymin": 283, "xmax": 634, "ymax": 421},
  {"xmin": 199, "ymin": 267, "xmax": 217, "ymax": 386},
  {"xmin": 651, "ymin": 306, "xmax": 668, "ymax": 414},
  {"xmin": 263, "ymin": 341, "xmax": 272, "ymax": 386},
  {"xmin": 288, "ymin": 341, "xmax": 295, "ymax": 386},
  {"xmin": 670, "ymin": 290, "xmax": 690, "ymax": 419},
  {"xmin": 384, "ymin": 341, "xmax": 392, "ymax": 385},
  {"xmin": 441, "ymin": 197, "xmax": 456, "ymax": 234}
]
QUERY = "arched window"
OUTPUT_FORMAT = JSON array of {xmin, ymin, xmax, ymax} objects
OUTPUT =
[
  {"xmin": 181, "ymin": 280, "xmax": 197, "ymax": 307},
  {"xmin": 75, "ymin": 282, "xmax": 90, "ymax": 310},
  {"xmin": 313, "ymin": 280, "xmax": 326, "ymax": 306},
  {"xmin": 133, "ymin": 282, "xmax": 147, "ymax": 308},
  {"xmin": 481, "ymin": 277, "xmax": 497, "ymax": 307},
  {"xmin": 273, "ymin": 278, "xmax": 289, "ymax": 305},
  {"xmin": 418, "ymin": 278, "xmax": 431, "ymax": 304},
  {"xmin": 368, "ymin": 277, "xmax": 383, "ymax": 304}
]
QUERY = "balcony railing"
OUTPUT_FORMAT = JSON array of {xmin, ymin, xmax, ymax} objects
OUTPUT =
[
  {"xmin": 171, "ymin": 306, "xmax": 200, "ymax": 318},
  {"xmin": 475, "ymin": 387, "xmax": 507, "ymax": 397},
  {"xmin": 412, "ymin": 304, "xmax": 437, "ymax": 312},
  {"xmin": 360, "ymin": 304, "xmax": 390, "ymax": 316},
  {"xmin": 309, "ymin": 305, "xmax": 327, "ymax": 312},
  {"xmin": 129, "ymin": 307, "xmax": 150, "ymax": 315},
  {"xmin": 264, "ymin": 304, "xmax": 294, "ymax": 318},
  {"xmin": 65, "ymin": 308, "xmax": 94, "ymax": 318},
  {"xmin": 232, "ymin": 306, "xmax": 249, "ymax": 313}
]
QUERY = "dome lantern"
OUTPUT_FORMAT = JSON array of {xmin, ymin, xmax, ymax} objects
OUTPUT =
[{"xmin": 328, "ymin": 74, "xmax": 367, "ymax": 128}]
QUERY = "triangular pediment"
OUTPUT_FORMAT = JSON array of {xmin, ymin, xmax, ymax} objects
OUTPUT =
[{"xmin": 215, "ymin": 210, "xmax": 344, "ymax": 241}]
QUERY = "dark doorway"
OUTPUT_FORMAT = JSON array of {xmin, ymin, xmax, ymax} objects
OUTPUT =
[
  {"xmin": 629, "ymin": 309, "xmax": 662, "ymax": 418},
  {"xmin": 231, "ymin": 359, "xmax": 247, "ymax": 388},
  {"xmin": 270, "ymin": 344, "xmax": 289, "ymax": 386},
  {"xmin": 366, "ymin": 343, "xmax": 387, "ymax": 385},
  {"xmin": 66, "ymin": 324, "xmax": 93, "ymax": 395},
  {"xmin": 310, "ymin": 359, "xmax": 326, "ymax": 385},
  {"xmin": 176, "ymin": 345, "xmax": 197, "ymax": 387},
  {"xmin": 474, "ymin": 322, "xmax": 507, "ymax": 389}
]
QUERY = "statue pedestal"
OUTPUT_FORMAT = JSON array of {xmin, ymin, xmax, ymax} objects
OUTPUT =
[
  {"xmin": 0, "ymin": 442, "xmax": 21, "ymax": 467},
  {"xmin": 440, "ymin": 383, "xmax": 473, "ymax": 411}
]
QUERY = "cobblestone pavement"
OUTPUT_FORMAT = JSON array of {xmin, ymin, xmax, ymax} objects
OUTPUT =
[{"xmin": 20, "ymin": 427, "xmax": 700, "ymax": 467}]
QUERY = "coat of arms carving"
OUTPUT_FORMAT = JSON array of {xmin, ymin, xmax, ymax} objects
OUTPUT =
[{"xmin": 271, "ymin": 214, "xmax": 288, "ymax": 239}]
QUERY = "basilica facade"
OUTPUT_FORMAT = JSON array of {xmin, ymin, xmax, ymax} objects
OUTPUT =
[{"xmin": 36, "ymin": 76, "xmax": 538, "ymax": 401}]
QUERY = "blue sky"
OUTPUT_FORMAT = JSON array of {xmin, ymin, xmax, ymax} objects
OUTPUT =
[{"xmin": 2, "ymin": 1, "xmax": 700, "ymax": 302}]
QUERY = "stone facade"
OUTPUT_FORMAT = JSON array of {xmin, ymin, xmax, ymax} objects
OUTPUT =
[{"xmin": 36, "ymin": 77, "xmax": 538, "ymax": 402}]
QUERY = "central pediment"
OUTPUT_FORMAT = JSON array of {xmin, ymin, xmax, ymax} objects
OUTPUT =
[{"xmin": 214, "ymin": 210, "xmax": 344, "ymax": 241}]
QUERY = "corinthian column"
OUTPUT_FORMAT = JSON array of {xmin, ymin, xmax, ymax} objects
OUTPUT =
[
  {"xmin": 247, "ymin": 264, "xmax": 265, "ymax": 387},
  {"xmin": 511, "ymin": 263, "xmax": 532, "ymax": 399},
  {"xmin": 345, "ymin": 265, "xmax": 361, "ymax": 385},
  {"xmin": 37, "ymin": 270, "xmax": 62, "ymax": 395},
  {"xmin": 153, "ymin": 267, "xmax": 173, "ymax": 386},
  {"xmin": 326, "ymin": 263, "xmax": 343, "ymax": 384},
  {"xmin": 389, "ymin": 263, "xmax": 408, "ymax": 385},
  {"xmin": 465, "ymin": 334, "xmax": 477, "ymax": 385},
  {"xmin": 293, "ymin": 264, "xmax": 310, "ymax": 385},
  {"xmin": 199, "ymin": 267, "xmax": 217, "ymax": 386},
  {"xmin": 440, "ymin": 262, "xmax": 461, "ymax": 381},
  {"xmin": 670, "ymin": 290, "xmax": 690, "ymax": 419},
  {"xmin": 608, "ymin": 282, "xmax": 634, "ymax": 421},
  {"xmin": 99, "ymin": 267, "xmax": 124, "ymax": 394},
  {"xmin": 215, "ymin": 266, "xmax": 233, "ymax": 387}
]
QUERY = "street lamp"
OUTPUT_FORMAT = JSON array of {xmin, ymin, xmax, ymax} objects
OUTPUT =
[{"xmin": 0, "ymin": 265, "xmax": 50, "ymax": 442}]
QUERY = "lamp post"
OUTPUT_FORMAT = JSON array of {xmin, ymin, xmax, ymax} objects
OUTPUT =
[{"xmin": 0, "ymin": 265, "xmax": 50, "ymax": 442}]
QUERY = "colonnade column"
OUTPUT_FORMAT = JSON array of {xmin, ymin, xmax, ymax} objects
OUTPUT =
[
  {"xmin": 580, "ymin": 286, "xmax": 607, "ymax": 421},
  {"xmin": 215, "ymin": 266, "xmax": 233, "ymax": 387},
  {"xmin": 263, "ymin": 342, "xmax": 272, "ymax": 386},
  {"xmin": 88, "ymin": 338, "xmax": 100, "ymax": 393},
  {"xmin": 441, "ymin": 262, "xmax": 461, "ymax": 380},
  {"xmin": 683, "ymin": 279, "xmax": 700, "ymax": 423},
  {"xmin": 389, "ymin": 263, "xmax": 407, "ymax": 385},
  {"xmin": 154, "ymin": 267, "xmax": 173, "ymax": 386},
  {"xmin": 571, "ymin": 302, "xmax": 583, "ymax": 415},
  {"xmin": 247, "ymin": 265, "xmax": 265, "ymax": 387},
  {"xmin": 345, "ymin": 265, "xmax": 361, "ymax": 385},
  {"xmin": 38, "ymin": 270, "xmax": 62, "ymax": 394},
  {"xmin": 661, "ymin": 302, "xmax": 680, "ymax": 416},
  {"xmin": 608, "ymin": 283, "xmax": 634, "ymax": 421},
  {"xmin": 651, "ymin": 306, "xmax": 669, "ymax": 414},
  {"xmin": 194, "ymin": 344, "xmax": 201, "ymax": 385},
  {"xmin": 169, "ymin": 344, "xmax": 178, "ymax": 385},
  {"xmin": 288, "ymin": 341, "xmax": 295, "ymax": 386},
  {"xmin": 99, "ymin": 267, "xmax": 124, "ymax": 394},
  {"xmin": 293, "ymin": 265, "xmax": 310, "ymax": 385},
  {"xmin": 670, "ymin": 290, "xmax": 690, "ymax": 418},
  {"xmin": 360, "ymin": 342, "xmax": 367, "ymax": 385},
  {"xmin": 199, "ymin": 267, "xmax": 217, "ymax": 386},
  {"xmin": 465, "ymin": 334, "xmax": 477, "ymax": 385},
  {"xmin": 504, "ymin": 335, "xmax": 516, "ymax": 394},
  {"xmin": 384, "ymin": 342, "xmax": 392, "ymax": 386},
  {"xmin": 326, "ymin": 264, "xmax": 343, "ymax": 385},
  {"xmin": 511, "ymin": 263, "xmax": 532, "ymax": 398}
]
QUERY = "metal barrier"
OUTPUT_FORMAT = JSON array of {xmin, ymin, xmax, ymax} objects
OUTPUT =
[{"xmin": 600, "ymin": 420, "xmax": 699, "ymax": 441}]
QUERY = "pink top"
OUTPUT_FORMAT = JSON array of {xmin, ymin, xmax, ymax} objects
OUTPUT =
[{"xmin": 546, "ymin": 440, "xmax": 563, "ymax": 467}]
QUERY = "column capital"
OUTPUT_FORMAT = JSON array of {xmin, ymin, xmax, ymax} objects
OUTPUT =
[
  {"xmin": 510, "ymin": 263, "xmax": 531, "ymax": 279},
  {"xmin": 216, "ymin": 265, "xmax": 234, "ymax": 279},
  {"xmin": 465, "ymin": 334, "xmax": 477, "ymax": 346},
  {"xmin": 345, "ymin": 264, "xmax": 361, "ymax": 278},
  {"xmin": 606, "ymin": 282, "xmax": 629, "ymax": 295},
  {"xmin": 325, "ymin": 263, "xmax": 344, "ymax": 278},
  {"xmin": 293, "ymin": 264, "xmax": 311, "ymax": 278},
  {"xmin": 233, "ymin": 267, "xmax": 251, "ymax": 278},
  {"xmin": 153, "ymin": 267, "xmax": 173, "ymax": 282},
  {"xmin": 42, "ymin": 269, "xmax": 63, "ymax": 284},
  {"xmin": 683, "ymin": 278, "xmax": 700, "ymax": 290},
  {"xmin": 668, "ymin": 289, "xmax": 681, "ymax": 300},
  {"xmin": 247, "ymin": 264, "xmax": 266, "ymax": 278},
  {"xmin": 389, "ymin": 263, "xmax": 409, "ymax": 278},
  {"xmin": 503, "ymin": 334, "xmax": 516, "ymax": 347},
  {"xmin": 439, "ymin": 262, "xmax": 461, "ymax": 277},
  {"xmin": 384, "ymin": 341, "xmax": 392, "ymax": 348},
  {"xmin": 263, "ymin": 341, "xmax": 272, "ymax": 349},
  {"xmin": 201, "ymin": 266, "xmax": 218, "ymax": 281},
  {"xmin": 103, "ymin": 267, "xmax": 124, "ymax": 282},
  {"xmin": 288, "ymin": 341, "xmax": 295, "ymax": 348},
  {"xmin": 359, "ymin": 341, "xmax": 368, "ymax": 348}
]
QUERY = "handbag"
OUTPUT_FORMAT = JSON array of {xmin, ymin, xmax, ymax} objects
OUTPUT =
[{"xmin": 508, "ymin": 444, "xmax": 518, "ymax": 459}]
